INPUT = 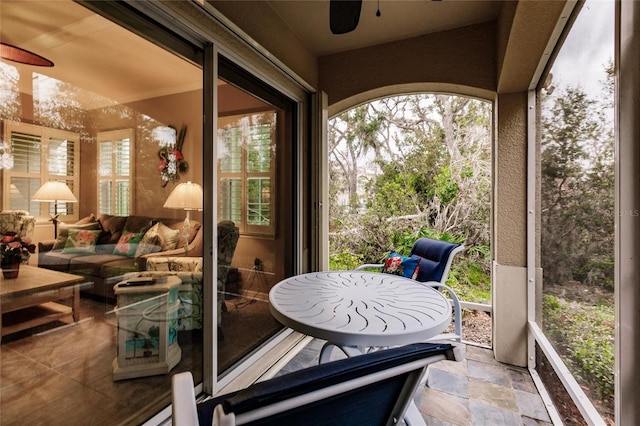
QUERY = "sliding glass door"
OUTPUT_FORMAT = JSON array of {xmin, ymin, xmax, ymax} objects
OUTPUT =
[
  {"xmin": 0, "ymin": 3, "xmax": 300, "ymax": 423},
  {"xmin": 1, "ymin": 1, "xmax": 205, "ymax": 423},
  {"xmin": 215, "ymin": 57, "xmax": 296, "ymax": 374}
]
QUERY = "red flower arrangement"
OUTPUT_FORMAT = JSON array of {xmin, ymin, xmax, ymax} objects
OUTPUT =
[
  {"xmin": 0, "ymin": 232, "xmax": 36, "ymax": 266},
  {"xmin": 158, "ymin": 125, "xmax": 189, "ymax": 187}
]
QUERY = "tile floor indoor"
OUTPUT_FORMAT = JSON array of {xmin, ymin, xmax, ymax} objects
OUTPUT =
[
  {"xmin": 277, "ymin": 338, "xmax": 554, "ymax": 426},
  {"xmin": 0, "ymin": 295, "xmax": 279, "ymax": 426}
]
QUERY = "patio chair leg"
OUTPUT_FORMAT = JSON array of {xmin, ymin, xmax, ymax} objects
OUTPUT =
[{"xmin": 403, "ymin": 400, "xmax": 427, "ymax": 426}]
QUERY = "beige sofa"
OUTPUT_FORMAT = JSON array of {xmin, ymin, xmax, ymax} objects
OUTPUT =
[{"xmin": 38, "ymin": 213, "xmax": 202, "ymax": 301}]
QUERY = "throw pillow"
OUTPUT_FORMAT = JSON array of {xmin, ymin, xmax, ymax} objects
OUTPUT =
[
  {"xmin": 75, "ymin": 213, "xmax": 97, "ymax": 225},
  {"xmin": 150, "ymin": 222, "xmax": 179, "ymax": 251},
  {"xmin": 113, "ymin": 230, "xmax": 144, "ymax": 257},
  {"xmin": 134, "ymin": 230, "xmax": 162, "ymax": 258},
  {"xmin": 62, "ymin": 229, "xmax": 101, "ymax": 254},
  {"xmin": 54, "ymin": 222, "xmax": 102, "ymax": 250},
  {"xmin": 158, "ymin": 222, "xmax": 179, "ymax": 251},
  {"xmin": 140, "ymin": 222, "xmax": 179, "ymax": 252},
  {"xmin": 382, "ymin": 252, "xmax": 421, "ymax": 280}
]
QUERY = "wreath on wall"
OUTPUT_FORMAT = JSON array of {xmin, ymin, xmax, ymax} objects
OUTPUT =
[{"xmin": 158, "ymin": 125, "xmax": 188, "ymax": 187}]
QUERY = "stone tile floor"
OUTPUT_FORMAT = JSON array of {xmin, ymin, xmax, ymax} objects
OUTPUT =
[{"xmin": 277, "ymin": 339, "xmax": 553, "ymax": 426}]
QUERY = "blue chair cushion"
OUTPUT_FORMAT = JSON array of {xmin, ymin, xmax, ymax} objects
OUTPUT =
[
  {"xmin": 409, "ymin": 237, "xmax": 461, "ymax": 283},
  {"xmin": 196, "ymin": 342, "xmax": 455, "ymax": 426}
]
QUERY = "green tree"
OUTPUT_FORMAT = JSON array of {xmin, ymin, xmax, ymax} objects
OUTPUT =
[
  {"xmin": 328, "ymin": 105, "xmax": 386, "ymax": 213},
  {"xmin": 541, "ymin": 84, "xmax": 614, "ymax": 289}
]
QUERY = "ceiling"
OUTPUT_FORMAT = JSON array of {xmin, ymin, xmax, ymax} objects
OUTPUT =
[
  {"xmin": 0, "ymin": 0, "xmax": 201, "ymax": 108},
  {"xmin": 264, "ymin": 0, "xmax": 503, "ymax": 56},
  {"xmin": 0, "ymin": 0, "xmax": 503, "ymax": 108}
]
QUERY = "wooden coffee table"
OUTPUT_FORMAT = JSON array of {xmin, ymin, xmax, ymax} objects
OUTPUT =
[{"xmin": 0, "ymin": 265, "xmax": 84, "ymax": 338}]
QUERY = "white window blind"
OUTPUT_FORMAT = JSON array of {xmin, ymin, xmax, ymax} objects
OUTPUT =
[
  {"xmin": 218, "ymin": 112, "xmax": 276, "ymax": 235},
  {"xmin": 2, "ymin": 120, "xmax": 79, "ymax": 219},
  {"xmin": 98, "ymin": 130, "xmax": 133, "ymax": 216}
]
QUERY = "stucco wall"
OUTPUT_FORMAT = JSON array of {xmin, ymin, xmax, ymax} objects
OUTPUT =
[
  {"xmin": 319, "ymin": 22, "xmax": 497, "ymax": 114},
  {"xmin": 494, "ymin": 93, "xmax": 527, "ymax": 267},
  {"xmin": 492, "ymin": 92, "xmax": 528, "ymax": 366}
]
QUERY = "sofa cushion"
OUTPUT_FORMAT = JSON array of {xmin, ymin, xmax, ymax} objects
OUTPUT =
[
  {"xmin": 97, "ymin": 214, "xmax": 128, "ymax": 246},
  {"xmin": 144, "ymin": 222, "xmax": 179, "ymax": 251},
  {"xmin": 123, "ymin": 216, "xmax": 155, "ymax": 234},
  {"xmin": 53, "ymin": 221, "xmax": 102, "ymax": 250},
  {"xmin": 100, "ymin": 258, "xmax": 140, "ymax": 278},
  {"xmin": 62, "ymin": 229, "xmax": 101, "ymax": 254},
  {"xmin": 76, "ymin": 213, "xmax": 97, "ymax": 225},
  {"xmin": 69, "ymin": 253, "xmax": 135, "ymax": 277},
  {"xmin": 39, "ymin": 250, "xmax": 87, "ymax": 271},
  {"xmin": 175, "ymin": 221, "xmax": 201, "ymax": 249},
  {"xmin": 146, "ymin": 256, "xmax": 203, "ymax": 272}
]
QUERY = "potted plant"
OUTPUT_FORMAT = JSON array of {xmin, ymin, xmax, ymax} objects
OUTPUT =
[{"xmin": 0, "ymin": 232, "xmax": 36, "ymax": 278}]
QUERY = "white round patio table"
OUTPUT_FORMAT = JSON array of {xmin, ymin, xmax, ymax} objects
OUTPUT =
[{"xmin": 269, "ymin": 271, "xmax": 451, "ymax": 363}]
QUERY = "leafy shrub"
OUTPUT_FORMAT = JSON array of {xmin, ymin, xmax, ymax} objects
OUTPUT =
[
  {"xmin": 329, "ymin": 249, "xmax": 364, "ymax": 271},
  {"xmin": 543, "ymin": 294, "xmax": 614, "ymax": 403}
]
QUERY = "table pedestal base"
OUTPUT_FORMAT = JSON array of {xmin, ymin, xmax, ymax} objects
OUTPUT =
[{"xmin": 319, "ymin": 342, "xmax": 384, "ymax": 363}]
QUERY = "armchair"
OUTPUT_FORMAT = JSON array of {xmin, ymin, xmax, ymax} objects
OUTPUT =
[
  {"xmin": 144, "ymin": 257, "xmax": 204, "ymax": 331},
  {"xmin": 0, "ymin": 210, "xmax": 35, "ymax": 239},
  {"xmin": 172, "ymin": 342, "xmax": 459, "ymax": 426},
  {"xmin": 356, "ymin": 237, "xmax": 464, "ymax": 342},
  {"xmin": 140, "ymin": 221, "xmax": 239, "ymax": 332}
]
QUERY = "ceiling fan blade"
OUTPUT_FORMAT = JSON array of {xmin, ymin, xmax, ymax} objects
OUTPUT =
[{"xmin": 330, "ymin": 0, "xmax": 363, "ymax": 34}]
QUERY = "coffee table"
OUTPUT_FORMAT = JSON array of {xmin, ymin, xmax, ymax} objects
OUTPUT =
[{"xmin": 0, "ymin": 265, "xmax": 84, "ymax": 338}]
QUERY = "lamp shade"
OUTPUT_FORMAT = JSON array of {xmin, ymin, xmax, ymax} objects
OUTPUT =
[
  {"xmin": 163, "ymin": 181, "xmax": 203, "ymax": 211},
  {"xmin": 32, "ymin": 181, "xmax": 78, "ymax": 202}
]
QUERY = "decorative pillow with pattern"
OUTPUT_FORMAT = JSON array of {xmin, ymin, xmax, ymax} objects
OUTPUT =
[
  {"xmin": 134, "ymin": 231, "xmax": 162, "ymax": 258},
  {"xmin": 382, "ymin": 252, "xmax": 421, "ymax": 280},
  {"xmin": 137, "ymin": 222, "xmax": 179, "ymax": 253},
  {"xmin": 158, "ymin": 222, "xmax": 179, "ymax": 251},
  {"xmin": 62, "ymin": 229, "xmax": 101, "ymax": 254},
  {"xmin": 113, "ymin": 230, "xmax": 144, "ymax": 257},
  {"xmin": 53, "ymin": 221, "xmax": 102, "ymax": 250}
]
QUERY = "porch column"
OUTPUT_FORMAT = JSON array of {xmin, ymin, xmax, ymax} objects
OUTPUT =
[
  {"xmin": 616, "ymin": 2, "xmax": 640, "ymax": 422},
  {"xmin": 492, "ymin": 92, "xmax": 528, "ymax": 367}
]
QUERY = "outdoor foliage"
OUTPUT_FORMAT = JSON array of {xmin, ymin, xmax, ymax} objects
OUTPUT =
[
  {"xmin": 541, "ymin": 81, "xmax": 614, "ymax": 290},
  {"xmin": 543, "ymin": 294, "xmax": 614, "ymax": 404},
  {"xmin": 540, "ymin": 63, "xmax": 614, "ymax": 418},
  {"xmin": 328, "ymin": 94, "xmax": 492, "ymax": 303}
]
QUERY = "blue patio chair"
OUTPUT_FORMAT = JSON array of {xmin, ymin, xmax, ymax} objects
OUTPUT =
[
  {"xmin": 356, "ymin": 237, "xmax": 465, "ymax": 342},
  {"xmin": 172, "ymin": 342, "xmax": 461, "ymax": 426}
]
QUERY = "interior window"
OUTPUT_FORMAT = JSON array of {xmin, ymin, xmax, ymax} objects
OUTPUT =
[
  {"xmin": 2, "ymin": 119, "xmax": 79, "ymax": 220},
  {"xmin": 218, "ymin": 112, "xmax": 276, "ymax": 235},
  {"xmin": 97, "ymin": 129, "xmax": 133, "ymax": 216}
]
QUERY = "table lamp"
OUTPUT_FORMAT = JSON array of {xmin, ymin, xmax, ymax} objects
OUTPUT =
[
  {"xmin": 32, "ymin": 181, "xmax": 78, "ymax": 238},
  {"xmin": 163, "ymin": 181, "xmax": 203, "ymax": 252}
]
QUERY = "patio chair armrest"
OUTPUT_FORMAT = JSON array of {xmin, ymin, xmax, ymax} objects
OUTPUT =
[
  {"xmin": 171, "ymin": 372, "xmax": 199, "ymax": 426},
  {"xmin": 426, "ymin": 283, "xmax": 463, "ymax": 343},
  {"xmin": 354, "ymin": 263, "xmax": 384, "ymax": 271}
]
